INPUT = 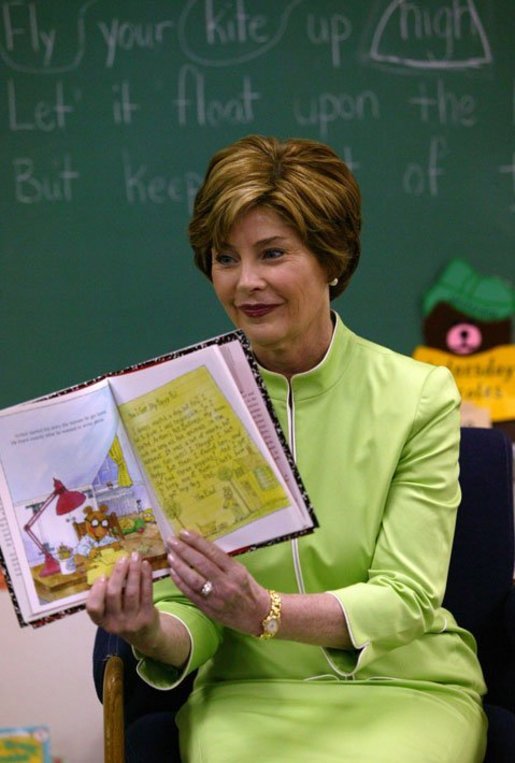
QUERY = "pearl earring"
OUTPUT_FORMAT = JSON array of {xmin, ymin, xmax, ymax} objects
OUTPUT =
[{"xmin": 329, "ymin": 278, "xmax": 338, "ymax": 287}]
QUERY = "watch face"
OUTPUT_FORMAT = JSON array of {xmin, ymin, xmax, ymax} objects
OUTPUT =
[{"xmin": 265, "ymin": 618, "xmax": 279, "ymax": 635}]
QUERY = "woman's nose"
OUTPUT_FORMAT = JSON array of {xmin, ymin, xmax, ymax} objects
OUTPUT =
[{"xmin": 237, "ymin": 262, "xmax": 265, "ymax": 290}]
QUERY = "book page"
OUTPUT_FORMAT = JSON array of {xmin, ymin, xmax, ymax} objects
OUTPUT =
[
  {"xmin": 110, "ymin": 342, "xmax": 315, "ymax": 552},
  {"xmin": 0, "ymin": 494, "xmax": 32, "ymax": 622},
  {"xmin": 217, "ymin": 340, "xmax": 309, "ymax": 512},
  {"xmin": 118, "ymin": 365, "xmax": 290, "ymax": 542},
  {"xmin": 0, "ymin": 381, "xmax": 167, "ymax": 624}
]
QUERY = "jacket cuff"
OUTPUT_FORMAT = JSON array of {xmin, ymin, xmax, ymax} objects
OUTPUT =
[{"xmin": 133, "ymin": 604, "xmax": 221, "ymax": 690}]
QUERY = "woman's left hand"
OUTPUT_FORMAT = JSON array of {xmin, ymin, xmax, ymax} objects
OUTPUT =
[{"xmin": 166, "ymin": 530, "xmax": 270, "ymax": 636}]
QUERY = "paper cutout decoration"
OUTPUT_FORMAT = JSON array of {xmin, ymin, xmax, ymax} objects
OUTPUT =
[{"xmin": 413, "ymin": 258, "xmax": 515, "ymax": 441}]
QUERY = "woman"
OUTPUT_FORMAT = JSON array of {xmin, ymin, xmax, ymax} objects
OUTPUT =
[{"xmin": 87, "ymin": 135, "xmax": 487, "ymax": 762}]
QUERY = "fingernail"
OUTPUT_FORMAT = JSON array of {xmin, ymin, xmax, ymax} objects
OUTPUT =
[
  {"xmin": 167, "ymin": 552, "xmax": 175, "ymax": 565},
  {"xmin": 116, "ymin": 556, "xmax": 128, "ymax": 566},
  {"xmin": 131, "ymin": 551, "xmax": 139, "ymax": 562},
  {"xmin": 179, "ymin": 529, "xmax": 192, "ymax": 539}
]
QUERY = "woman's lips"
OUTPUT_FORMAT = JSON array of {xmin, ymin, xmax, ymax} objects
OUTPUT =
[{"xmin": 238, "ymin": 304, "xmax": 279, "ymax": 318}]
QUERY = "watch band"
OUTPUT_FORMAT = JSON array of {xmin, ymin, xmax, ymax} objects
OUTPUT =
[{"xmin": 258, "ymin": 589, "xmax": 282, "ymax": 640}]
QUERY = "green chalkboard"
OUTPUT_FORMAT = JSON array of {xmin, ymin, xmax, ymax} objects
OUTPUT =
[{"xmin": 1, "ymin": 0, "xmax": 513, "ymax": 408}]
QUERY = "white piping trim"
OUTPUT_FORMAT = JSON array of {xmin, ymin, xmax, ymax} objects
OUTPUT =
[
  {"xmin": 292, "ymin": 537, "xmax": 306, "ymax": 593},
  {"xmin": 303, "ymin": 674, "xmax": 340, "ymax": 682},
  {"xmin": 321, "ymin": 593, "xmax": 370, "ymax": 679},
  {"xmin": 287, "ymin": 380, "xmax": 307, "ymax": 596},
  {"xmin": 133, "ymin": 610, "xmax": 194, "ymax": 691},
  {"xmin": 286, "ymin": 380, "xmax": 296, "ymax": 461}
]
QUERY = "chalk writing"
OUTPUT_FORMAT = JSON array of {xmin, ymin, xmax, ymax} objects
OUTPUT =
[
  {"xmin": 402, "ymin": 136, "xmax": 448, "ymax": 196},
  {"xmin": 341, "ymin": 146, "xmax": 361, "ymax": 174},
  {"xmin": 97, "ymin": 17, "xmax": 175, "ymax": 69},
  {"xmin": 119, "ymin": 366, "xmax": 289, "ymax": 541},
  {"xmin": 204, "ymin": 0, "xmax": 267, "ymax": 45},
  {"xmin": 112, "ymin": 81, "xmax": 140, "ymax": 125},
  {"xmin": 409, "ymin": 78, "xmax": 476, "ymax": 126},
  {"xmin": 0, "ymin": 0, "xmax": 97, "ymax": 73},
  {"xmin": 13, "ymin": 154, "xmax": 80, "ymax": 203},
  {"xmin": 175, "ymin": 63, "xmax": 260, "ymax": 126},
  {"xmin": 306, "ymin": 12, "xmax": 352, "ymax": 68},
  {"xmin": 294, "ymin": 89, "xmax": 380, "ymax": 138},
  {"xmin": 7, "ymin": 79, "xmax": 78, "ymax": 131},
  {"xmin": 0, "ymin": 0, "xmax": 511, "ymax": 389},
  {"xmin": 1, "ymin": 0, "xmax": 57, "ymax": 67},
  {"xmin": 369, "ymin": 0, "xmax": 492, "ymax": 70},
  {"xmin": 178, "ymin": 0, "xmax": 303, "ymax": 66},
  {"xmin": 122, "ymin": 151, "xmax": 201, "ymax": 212}
]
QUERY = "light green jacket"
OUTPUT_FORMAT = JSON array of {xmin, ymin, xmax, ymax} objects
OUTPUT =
[{"xmin": 137, "ymin": 314, "xmax": 486, "ymax": 702}]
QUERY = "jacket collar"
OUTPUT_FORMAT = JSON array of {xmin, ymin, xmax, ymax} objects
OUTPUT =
[{"xmin": 258, "ymin": 312, "xmax": 352, "ymax": 402}]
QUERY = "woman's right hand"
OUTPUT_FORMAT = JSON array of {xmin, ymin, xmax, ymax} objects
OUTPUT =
[
  {"xmin": 86, "ymin": 551, "xmax": 192, "ymax": 667},
  {"xmin": 86, "ymin": 551, "xmax": 160, "ymax": 645}
]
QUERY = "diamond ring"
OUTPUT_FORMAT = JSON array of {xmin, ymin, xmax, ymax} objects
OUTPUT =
[{"xmin": 200, "ymin": 580, "xmax": 214, "ymax": 598}]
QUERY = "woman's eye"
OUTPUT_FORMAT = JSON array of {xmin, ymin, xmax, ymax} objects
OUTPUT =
[
  {"xmin": 213, "ymin": 253, "xmax": 236, "ymax": 265},
  {"xmin": 263, "ymin": 248, "xmax": 284, "ymax": 260}
]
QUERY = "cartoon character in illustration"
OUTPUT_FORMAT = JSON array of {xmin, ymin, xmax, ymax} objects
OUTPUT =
[{"xmin": 74, "ymin": 504, "xmax": 123, "ymax": 563}]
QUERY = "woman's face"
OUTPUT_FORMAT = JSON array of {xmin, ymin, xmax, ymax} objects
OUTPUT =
[{"xmin": 211, "ymin": 206, "xmax": 333, "ymax": 374}]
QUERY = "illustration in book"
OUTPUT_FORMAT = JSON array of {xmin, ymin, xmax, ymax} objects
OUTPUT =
[{"xmin": 1, "ymin": 402, "xmax": 167, "ymax": 611}]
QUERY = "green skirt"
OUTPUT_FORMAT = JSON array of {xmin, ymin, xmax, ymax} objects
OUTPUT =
[{"xmin": 177, "ymin": 679, "xmax": 487, "ymax": 762}]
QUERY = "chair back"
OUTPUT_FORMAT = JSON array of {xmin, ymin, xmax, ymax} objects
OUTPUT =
[{"xmin": 443, "ymin": 426, "xmax": 514, "ymax": 706}]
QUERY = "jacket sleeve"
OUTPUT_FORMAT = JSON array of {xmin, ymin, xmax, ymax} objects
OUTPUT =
[
  {"xmin": 326, "ymin": 365, "xmax": 462, "ymax": 675},
  {"xmin": 134, "ymin": 577, "xmax": 224, "ymax": 690}
]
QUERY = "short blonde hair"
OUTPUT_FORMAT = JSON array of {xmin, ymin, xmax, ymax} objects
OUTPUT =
[{"xmin": 188, "ymin": 135, "xmax": 361, "ymax": 299}]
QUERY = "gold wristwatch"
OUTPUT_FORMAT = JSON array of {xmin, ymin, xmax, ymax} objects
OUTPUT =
[{"xmin": 258, "ymin": 590, "xmax": 282, "ymax": 640}]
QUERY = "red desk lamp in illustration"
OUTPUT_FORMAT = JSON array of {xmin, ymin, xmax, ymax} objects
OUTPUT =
[{"xmin": 24, "ymin": 478, "xmax": 87, "ymax": 577}]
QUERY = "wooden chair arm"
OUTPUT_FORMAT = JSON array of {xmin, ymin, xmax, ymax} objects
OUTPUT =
[{"xmin": 103, "ymin": 654, "xmax": 125, "ymax": 763}]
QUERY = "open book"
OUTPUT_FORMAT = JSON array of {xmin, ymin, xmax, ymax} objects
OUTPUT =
[{"xmin": 0, "ymin": 331, "xmax": 317, "ymax": 627}]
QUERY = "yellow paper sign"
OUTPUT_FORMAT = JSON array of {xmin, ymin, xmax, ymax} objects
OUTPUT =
[{"xmin": 413, "ymin": 345, "xmax": 515, "ymax": 421}]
